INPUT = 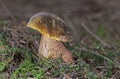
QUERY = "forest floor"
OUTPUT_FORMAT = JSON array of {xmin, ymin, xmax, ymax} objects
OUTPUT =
[{"xmin": 0, "ymin": 0, "xmax": 120, "ymax": 79}]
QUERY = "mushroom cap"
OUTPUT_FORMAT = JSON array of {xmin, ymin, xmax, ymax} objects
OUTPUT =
[{"xmin": 27, "ymin": 12, "xmax": 72, "ymax": 42}]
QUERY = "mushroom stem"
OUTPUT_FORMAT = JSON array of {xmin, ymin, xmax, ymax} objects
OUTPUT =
[{"xmin": 38, "ymin": 35, "xmax": 74, "ymax": 64}]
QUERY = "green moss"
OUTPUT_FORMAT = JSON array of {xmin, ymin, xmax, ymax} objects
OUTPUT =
[
  {"xmin": 0, "ymin": 62, "xmax": 6, "ymax": 72},
  {"xmin": 12, "ymin": 60, "xmax": 45, "ymax": 79}
]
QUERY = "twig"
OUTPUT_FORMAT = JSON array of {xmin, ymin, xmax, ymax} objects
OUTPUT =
[
  {"xmin": 63, "ymin": 14, "xmax": 110, "ymax": 48},
  {"xmin": 80, "ymin": 22, "xmax": 110, "ymax": 48},
  {"xmin": 96, "ymin": 66, "xmax": 113, "ymax": 69},
  {"xmin": 63, "ymin": 14, "xmax": 78, "ymax": 39},
  {"xmin": 0, "ymin": 0, "xmax": 17, "ymax": 24},
  {"xmin": 75, "ymin": 47, "xmax": 120, "ymax": 69},
  {"xmin": 112, "ymin": 71, "xmax": 120, "ymax": 78}
]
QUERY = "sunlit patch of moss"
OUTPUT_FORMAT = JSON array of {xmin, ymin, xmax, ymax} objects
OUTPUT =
[
  {"xmin": 12, "ymin": 59, "xmax": 45, "ymax": 79},
  {"xmin": 0, "ymin": 62, "xmax": 6, "ymax": 72}
]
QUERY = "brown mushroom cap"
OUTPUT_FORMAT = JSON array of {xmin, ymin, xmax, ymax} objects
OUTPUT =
[{"xmin": 27, "ymin": 12, "xmax": 72, "ymax": 42}]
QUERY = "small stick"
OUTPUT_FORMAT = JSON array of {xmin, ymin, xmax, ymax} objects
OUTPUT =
[
  {"xmin": 0, "ymin": 0, "xmax": 17, "ymax": 24},
  {"xmin": 75, "ymin": 47, "xmax": 120, "ymax": 69},
  {"xmin": 63, "ymin": 14, "xmax": 78, "ymax": 39},
  {"xmin": 80, "ymin": 22, "xmax": 110, "ymax": 48},
  {"xmin": 63, "ymin": 14, "xmax": 110, "ymax": 48}
]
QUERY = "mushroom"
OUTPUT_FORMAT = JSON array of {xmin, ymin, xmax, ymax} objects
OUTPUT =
[{"xmin": 27, "ymin": 12, "xmax": 74, "ymax": 64}]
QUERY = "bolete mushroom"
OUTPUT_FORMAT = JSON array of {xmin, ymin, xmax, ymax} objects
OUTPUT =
[{"xmin": 27, "ymin": 12, "xmax": 74, "ymax": 64}]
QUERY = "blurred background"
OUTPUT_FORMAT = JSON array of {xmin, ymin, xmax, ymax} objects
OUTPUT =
[{"xmin": 0, "ymin": 0, "xmax": 120, "ymax": 42}]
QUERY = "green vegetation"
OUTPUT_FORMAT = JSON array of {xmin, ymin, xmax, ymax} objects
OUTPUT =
[
  {"xmin": 97, "ymin": 23, "xmax": 106, "ymax": 38},
  {"xmin": 0, "ymin": 20, "xmax": 120, "ymax": 78},
  {"xmin": 12, "ymin": 60, "xmax": 45, "ymax": 79}
]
